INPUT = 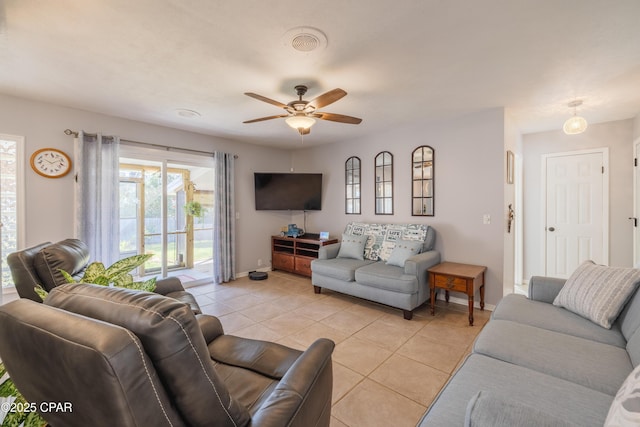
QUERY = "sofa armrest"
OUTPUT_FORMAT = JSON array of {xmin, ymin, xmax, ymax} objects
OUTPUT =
[
  {"xmin": 405, "ymin": 250, "xmax": 441, "ymax": 287},
  {"xmin": 465, "ymin": 391, "xmax": 579, "ymax": 427},
  {"xmin": 251, "ymin": 338, "xmax": 335, "ymax": 427},
  {"xmin": 528, "ymin": 276, "xmax": 566, "ymax": 303},
  {"xmin": 153, "ymin": 276, "xmax": 185, "ymax": 295},
  {"xmin": 318, "ymin": 243, "xmax": 341, "ymax": 260},
  {"xmin": 196, "ymin": 314, "xmax": 225, "ymax": 343}
]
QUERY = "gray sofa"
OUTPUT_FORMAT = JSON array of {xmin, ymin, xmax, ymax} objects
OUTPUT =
[
  {"xmin": 418, "ymin": 271, "xmax": 640, "ymax": 426},
  {"xmin": 311, "ymin": 222, "xmax": 440, "ymax": 320}
]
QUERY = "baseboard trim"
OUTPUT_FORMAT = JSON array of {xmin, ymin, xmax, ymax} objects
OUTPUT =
[{"xmin": 435, "ymin": 293, "xmax": 496, "ymax": 312}]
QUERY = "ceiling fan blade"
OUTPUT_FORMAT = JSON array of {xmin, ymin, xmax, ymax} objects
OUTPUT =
[
  {"xmin": 244, "ymin": 93, "xmax": 287, "ymax": 109},
  {"xmin": 307, "ymin": 88, "xmax": 347, "ymax": 109},
  {"xmin": 243, "ymin": 114, "xmax": 289, "ymax": 124},
  {"xmin": 314, "ymin": 112, "xmax": 362, "ymax": 124}
]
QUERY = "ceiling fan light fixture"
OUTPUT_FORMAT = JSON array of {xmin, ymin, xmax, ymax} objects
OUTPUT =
[
  {"xmin": 285, "ymin": 115, "xmax": 316, "ymax": 132},
  {"xmin": 563, "ymin": 100, "xmax": 588, "ymax": 135}
]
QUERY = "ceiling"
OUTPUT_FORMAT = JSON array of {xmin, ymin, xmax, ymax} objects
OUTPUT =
[{"xmin": 1, "ymin": 0, "xmax": 640, "ymax": 149}]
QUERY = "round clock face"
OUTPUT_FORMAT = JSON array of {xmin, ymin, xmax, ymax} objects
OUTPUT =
[{"xmin": 30, "ymin": 148, "xmax": 72, "ymax": 178}]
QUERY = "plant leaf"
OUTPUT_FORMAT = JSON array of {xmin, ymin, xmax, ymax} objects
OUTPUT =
[
  {"xmin": 104, "ymin": 254, "xmax": 153, "ymax": 278},
  {"xmin": 34, "ymin": 285, "xmax": 48, "ymax": 302},
  {"xmin": 60, "ymin": 269, "xmax": 76, "ymax": 284},
  {"xmin": 112, "ymin": 273, "xmax": 134, "ymax": 288},
  {"xmin": 82, "ymin": 262, "xmax": 106, "ymax": 282},
  {"xmin": 141, "ymin": 278, "xmax": 157, "ymax": 292}
]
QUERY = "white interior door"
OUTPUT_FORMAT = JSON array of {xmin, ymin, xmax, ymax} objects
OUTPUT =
[{"xmin": 544, "ymin": 150, "xmax": 608, "ymax": 277}]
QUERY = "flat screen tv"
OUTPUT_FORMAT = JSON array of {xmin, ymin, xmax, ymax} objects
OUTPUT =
[{"xmin": 254, "ymin": 173, "xmax": 322, "ymax": 211}]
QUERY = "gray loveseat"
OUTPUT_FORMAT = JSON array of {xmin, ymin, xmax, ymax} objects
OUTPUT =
[
  {"xmin": 311, "ymin": 222, "xmax": 440, "ymax": 320},
  {"xmin": 418, "ymin": 263, "xmax": 640, "ymax": 426}
]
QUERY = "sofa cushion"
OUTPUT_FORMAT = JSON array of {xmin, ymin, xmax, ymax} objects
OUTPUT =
[
  {"xmin": 473, "ymin": 319, "xmax": 632, "ymax": 395},
  {"xmin": 45, "ymin": 283, "xmax": 251, "ymax": 427},
  {"xmin": 605, "ymin": 363, "xmax": 640, "ymax": 426},
  {"xmin": 33, "ymin": 239, "xmax": 90, "ymax": 291},
  {"xmin": 386, "ymin": 240, "xmax": 422, "ymax": 267},
  {"xmin": 492, "ymin": 294, "xmax": 626, "ymax": 347},
  {"xmin": 626, "ymin": 327, "xmax": 640, "ymax": 367},
  {"xmin": 354, "ymin": 262, "xmax": 418, "ymax": 294},
  {"xmin": 337, "ymin": 234, "xmax": 367, "ymax": 260},
  {"xmin": 617, "ymin": 284, "xmax": 640, "ymax": 342},
  {"xmin": 418, "ymin": 353, "xmax": 613, "ymax": 427},
  {"xmin": 553, "ymin": 261, "xmax": 640, "ymax": 329},
  {"xmin": 465, "ymin": 390, "xmax": 580, "ymax": 427},
  {"xmin": 311, "ymin": 258, "xmax": 375, "ymax": 282}
]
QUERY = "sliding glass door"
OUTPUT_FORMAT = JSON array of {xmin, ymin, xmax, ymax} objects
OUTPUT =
[{"xmin": 119, "ymin": 148, "xmax": 214, "ymax": 287}]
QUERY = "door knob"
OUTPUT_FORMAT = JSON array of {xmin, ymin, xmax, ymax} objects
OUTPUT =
[{"xmin": 548, "ymin": 227, "xmax": 555, "ymax": 232}]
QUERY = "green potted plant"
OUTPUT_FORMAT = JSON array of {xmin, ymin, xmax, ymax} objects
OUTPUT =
[
  {"xmin": 35, "ymin": 254, "xmax": 156, "ymax": 301},
  {"xmin": 184, "ymin": 201, "xmax": 204, "ymax": 218}
]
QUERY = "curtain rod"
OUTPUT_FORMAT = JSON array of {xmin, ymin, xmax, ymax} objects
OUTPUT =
[{"xmin": 63, "ymin": 129, "xmax": 238, "ymax": 158}]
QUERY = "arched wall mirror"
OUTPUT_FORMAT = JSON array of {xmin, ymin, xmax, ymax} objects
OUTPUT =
[
  {"xmin": 375, "ymin": 151, "xmax": 393, "ymax": 215},
  {"xmin": 412, "ymin": 145, "xmax": 434, "ymax": 216},
  {"xmin": 345, "ymin": 156, "xmax": 361, "ymax": 214}
]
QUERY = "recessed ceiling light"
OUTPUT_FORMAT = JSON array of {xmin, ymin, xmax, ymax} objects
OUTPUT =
[
  {"xmin": 283, "ymin": 27, "xmax": 328, "ymax": 53},
  {"xmin": 176, "ymin": 109, "xmax": 201, "ymax": 118}
]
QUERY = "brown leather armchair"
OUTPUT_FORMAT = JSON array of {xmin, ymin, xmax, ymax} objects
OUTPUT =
[
  {"xmin": 7, "ymin": 238, "xmax": 201, "ymax": 313},
  {"xmin": 0, "ymin": 284, "xmax": 334, "ymax": 427}
]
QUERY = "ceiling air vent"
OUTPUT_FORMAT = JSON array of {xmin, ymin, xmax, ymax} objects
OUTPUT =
[{"xmin": 283, "ymin": 27, "xmax": 327, "ymax": 53}]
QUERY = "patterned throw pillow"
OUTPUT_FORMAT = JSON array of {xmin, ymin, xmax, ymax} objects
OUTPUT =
[
  {"xmin": 553, "ymin": 261, "xmax": 640, "ymax": 329},
  {"xmin": 605, "ymin": 363, "xmax": 640, "ymax": 426},
  {"xmin": 343, "ymin": 222, "xmax": 430, "ymax": 261}
]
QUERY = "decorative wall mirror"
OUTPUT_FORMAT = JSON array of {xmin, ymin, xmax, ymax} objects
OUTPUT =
[
  {"xmin": 375, "ymin": 151, "xmax": 393, "ymax": 215},
  {"xmin": 345, "ymin": 156, "xmax": 361, "ymax": 214},
  {"xmin": 412, "ymin": 145, "xmax": 434, "ymax": 216}
]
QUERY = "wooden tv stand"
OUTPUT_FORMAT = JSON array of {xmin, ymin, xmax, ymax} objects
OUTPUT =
[{"xmin": 271, "ymin": 234, "xmax": 338, "ymax": 277}]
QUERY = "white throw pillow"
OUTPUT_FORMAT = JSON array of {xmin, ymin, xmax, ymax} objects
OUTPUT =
[
  {"xmin": 605, "ymin": 364, "xmax": 640, "ymax": 426},
  {"xmin": 553, "ymin": 261, "xmax": 640, "ymax": 329}
]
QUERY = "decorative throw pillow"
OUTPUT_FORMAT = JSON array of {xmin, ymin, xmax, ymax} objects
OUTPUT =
[
  {"xmin": 386, "ymin": 240, "xmax": 423, "ymax": 267},
  {"xmin": 605, "ymin": 363, "xmax": 640, "ymax": 426},
  {"xmin": 553, "ymin": 261, "xmax": 640, "ymax": 329},
  {"xmin": 337, "ymin": 234, "xmax": 367, "ymax": 260}
]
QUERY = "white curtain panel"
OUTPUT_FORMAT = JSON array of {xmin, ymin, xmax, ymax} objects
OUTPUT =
[
  {"xmin": 212, "ymin": 151, "xmax": 235, "ymax": 283},
  {"xmin": 75, "ymin": 131, "xmax": 120, "ymax": 265}
]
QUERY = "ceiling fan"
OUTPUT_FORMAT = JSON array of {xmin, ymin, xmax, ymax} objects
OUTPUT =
[{"xmin": 243, "ymin": 85, "xmax": 362, "ymax": 135}]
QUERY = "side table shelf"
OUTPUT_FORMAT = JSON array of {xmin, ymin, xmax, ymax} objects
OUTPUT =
[{"xmin": 271, "ymin": 234, "xmax": 338, "ymax": 277}]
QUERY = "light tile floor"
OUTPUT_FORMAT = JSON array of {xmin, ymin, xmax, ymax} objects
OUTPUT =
[{"xmin": 190, "ymin": 271, "xmax": 491, "ymax": 427}]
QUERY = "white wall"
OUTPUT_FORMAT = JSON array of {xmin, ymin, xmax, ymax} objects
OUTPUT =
[
  {"xmin": 522, "ymin": 119, "xmax": 634, "ymax": 280},
  {"xmin": 0, "ymin": 93, "xmax": 291, "ymax": 275},
  {"xmin": 292, "ymin": 108, "xmax": 507, "ymax": 306},
  {"xmin": 503, "ymin": 111, "xmax": 522, "ymax": 294}
]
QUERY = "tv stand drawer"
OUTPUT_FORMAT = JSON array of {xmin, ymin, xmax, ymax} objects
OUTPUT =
[{"xmin": 273, "ymin": 252, "xmax": 294, "ymax": 271}]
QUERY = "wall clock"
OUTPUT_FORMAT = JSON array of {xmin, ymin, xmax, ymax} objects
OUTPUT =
[{"xmin": 30, "ymin": 148, "xmax": 72, "ymax": 178}]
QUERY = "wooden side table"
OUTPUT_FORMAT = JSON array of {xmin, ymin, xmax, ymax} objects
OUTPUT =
[{"xmin": 428, "ymin": 262, "xmax": 486, "ymax": 326}]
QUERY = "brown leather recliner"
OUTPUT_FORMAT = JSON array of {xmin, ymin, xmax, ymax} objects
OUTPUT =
[
  {"xmin": 7, "ymin": 238, "xmax": 201, "ymax": 314},
  {"xmin": 0, "ymin": 283, "xmax": 334, "ymax": 427}
]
